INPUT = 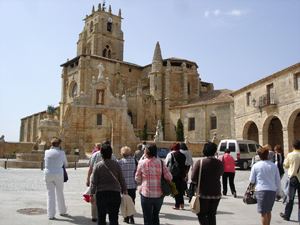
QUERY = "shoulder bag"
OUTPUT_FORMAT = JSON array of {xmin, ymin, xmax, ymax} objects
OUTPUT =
[
  {"xmin": 101, "ymin": 161, "xmax": 120, "ymax": 184},
  {"xmin": 290, "ymin": 165, "xmax": 300, "ymax": 186},
  {"xmin": 161, "ymin": 160, "xmax": 172, "ymax": 196},
  {"xmin": 243, "ymin": 183, "xmax": 257, "ymax": 204},
  {"xmin": 190, "ymin": 158, "xmax": 202, "ymax": 214},
  {"xmin": 63, "ymin": 165, "xmax": 68, "ymax": 182},
  {"xmin": 167, "ymin": 153, "xmax": 180, "ymax": 176}
]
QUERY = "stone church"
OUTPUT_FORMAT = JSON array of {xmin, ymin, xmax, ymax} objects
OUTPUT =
[{"xmin": 19, "ymin": 4, "xmax": 234, "ymax": 156}]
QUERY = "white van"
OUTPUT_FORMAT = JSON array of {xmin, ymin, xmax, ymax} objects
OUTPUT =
[{"xmin": 216, "ymin": 139, "xmax": 262, "ymax": 170}]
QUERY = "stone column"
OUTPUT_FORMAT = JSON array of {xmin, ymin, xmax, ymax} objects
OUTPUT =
[{"xmin": 38, "ymin": 113, "xmax": 60, "ymax": 151}]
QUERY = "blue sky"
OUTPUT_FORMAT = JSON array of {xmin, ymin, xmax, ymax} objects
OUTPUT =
[{"xmin": 0, "ymin": 0, "xmax": 299, "ymax": 142}]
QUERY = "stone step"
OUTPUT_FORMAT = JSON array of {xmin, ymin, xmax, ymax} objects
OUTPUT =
[
  {"xmin": 16, "ymin": 153, "xmax": 79, "ymax": 162},
  {"xmin": 0, "ymin": 160, "xmax": 88, "ymax": 169}
]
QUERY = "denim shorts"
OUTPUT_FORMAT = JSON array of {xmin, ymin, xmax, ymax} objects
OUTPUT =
[{"xmin": 255, "ymin": 191, "xmax": 276, "ymax": 214}]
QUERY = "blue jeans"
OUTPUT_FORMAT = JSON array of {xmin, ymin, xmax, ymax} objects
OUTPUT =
[
  {"xmin": 284, "ymin": 181, "xmax": 300, "ymax": 222},
  {"xmin": 96, "ymin": 191, "xmax": 121, "ymax": 225},
  {"xmin": 140, "ymin": 195, "xmax": 164, "ymax": 225}
]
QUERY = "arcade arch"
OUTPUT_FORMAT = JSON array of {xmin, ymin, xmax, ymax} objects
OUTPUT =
[
  {"xmin": 262, "ymin": 116, "xmax": 283, "ymax": 150},
  {"xmin": 287, "ymin": 110, "xmax": 300, "ymax": 152},
  {"xmin": 243, "ymin": 121, "xmax": 259, "ymax": 143}
]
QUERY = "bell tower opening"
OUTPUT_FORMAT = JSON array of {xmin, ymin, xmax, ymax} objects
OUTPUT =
[{"xmin": 103, "ymin": 45, "xmax": 112, "ymax": 58}]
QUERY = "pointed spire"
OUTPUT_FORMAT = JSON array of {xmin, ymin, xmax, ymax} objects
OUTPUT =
[
  {"xmin": 152, "ymin": 42, "xmax": 163, "ymax": 62},
  {"xmin": 98, "ymin": 3, "xmax": 101, "ymax": 11},
  {"xmin": 118, "ymin": 9, "xmax": 122, "ymax": 17},
  {"xmin": 109, "ymin": 5, "xmax": 112, "ymax": 13},
  {"xmin": 92, "ymin": 5, "xmax": 95, "ymax": 13}
]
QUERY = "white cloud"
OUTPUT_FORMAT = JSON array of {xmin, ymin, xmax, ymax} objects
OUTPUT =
[
  {"xmin": 214, "ymin": 10, "xmax": 221, "ymax": 16},
  {"xmin": 227, "ymin": 9, "xmax": 248, "ymax": 16},
  {"xmin": 204, "ymin": 11, "xmax": 210, "ymax": 17},
  {"xmin": 204, "ymin": 9, "xmax": 248, "ymax": 17}
]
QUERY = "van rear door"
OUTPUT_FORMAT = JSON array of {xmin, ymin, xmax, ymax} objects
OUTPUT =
[
  {"xmin": 229, "ymin": 142, "xmax": 237, "ymax": 160},
  {"xmin": 218, "ymin": 142, "xmax": 227, "ymax": 158},
  {"xmin": 239, "ymin": 143, "xmax": 252, "ymax": 161}
]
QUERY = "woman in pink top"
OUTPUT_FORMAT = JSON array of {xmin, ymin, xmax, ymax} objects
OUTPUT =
[
  {"xmin": 91, "ymin": 143, "xmax": 101, "ymax": 155},
  {"xmin": 220, "ymin": 149, "xmax": 237, "ymax": 197}
]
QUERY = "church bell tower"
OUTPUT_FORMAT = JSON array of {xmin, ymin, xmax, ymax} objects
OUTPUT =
[{"xmin": 77, "ymin": 3, "xmax": 124, "ymax": 61}]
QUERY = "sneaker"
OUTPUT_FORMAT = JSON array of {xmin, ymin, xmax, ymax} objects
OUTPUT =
[
  {"xmin": 172, "ymin": 207, "xmax": 180, "ymax": 210},
  {"xmin": 129, "ymin": 217, "xmax": 135, "ymax": 224},
  {"xmin": 233, "ymin": 192, "xmax": 237, "ymax": 198},
  {"xmin": 60, "ymin": 213, "xmax": 67, "ymax": 216},
  {"xmin": 279, "ymin": 212, "xmax": 290, "ymax": 221},
  {"xmin": 48, "ymin": 217, "xmax": 55, "ymax": 220}
]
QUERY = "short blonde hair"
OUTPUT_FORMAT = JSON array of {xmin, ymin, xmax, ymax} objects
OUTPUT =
[
  {"xmin": 95, "ymin": 143, "xmax": 101, "ymax": 149},
  {"xmin": 121, "ymin": 146, "xmax": 131, "ymax": 157},
  {"xmin": 263, "ymin": 144, "xmax": 272, "ymax": 151}
]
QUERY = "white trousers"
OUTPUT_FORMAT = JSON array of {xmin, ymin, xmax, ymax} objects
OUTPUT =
[{"xmin": 45, "ymin": 173, "xmax": 67, "ymax": 218}]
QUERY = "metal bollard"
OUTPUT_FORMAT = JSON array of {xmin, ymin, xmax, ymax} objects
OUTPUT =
[
  {"xmin": 4, "ymin": 161, "xmax": 7, "ymax": 169},
  {"xmin": 41, "ymin": 161, "xmax": 43, "ymax": 170},
  {"xmin": 74, "ymin": 161, "xmax": 77, "ymax": 170}
]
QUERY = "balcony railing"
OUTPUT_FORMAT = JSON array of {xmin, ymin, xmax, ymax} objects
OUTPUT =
[{"xmin": 259, "ymin": 93, "xmax": 276, "ymax": 107}]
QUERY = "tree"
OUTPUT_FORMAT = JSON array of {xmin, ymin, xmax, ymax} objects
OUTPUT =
[
  {"xmin": 160, "ymin": 114, "xmax": 165, "ymax": 140},
  {"xmin": 142, "ymin": 119, "xmax": 148, "ymax": 140},
  {"xmin": 176, "ymin": 118, "xmax": 184, "ymax": 142}
]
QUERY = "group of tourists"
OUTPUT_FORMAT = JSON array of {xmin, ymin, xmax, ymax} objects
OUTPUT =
[
  {"xmin": 86, "ymin": 140, "xmax": 194, "ymax": 225},
  {"xmin": 43, "ymin": 137, "xmax": 300, "ymax": 225}
]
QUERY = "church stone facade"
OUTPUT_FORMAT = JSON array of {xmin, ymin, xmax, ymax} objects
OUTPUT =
[{"xmin": 19, "ymin": 4, "xmax": 235, "ymax": 156}]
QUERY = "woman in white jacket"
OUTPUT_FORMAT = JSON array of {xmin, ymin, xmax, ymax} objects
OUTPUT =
[{"xmin": 44, "ymin": 137, "xmax": 68, "ymax": 220}]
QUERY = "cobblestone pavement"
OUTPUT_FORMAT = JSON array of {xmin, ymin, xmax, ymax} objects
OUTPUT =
[{"xmin": 0, "ymin": 158, "xmax": 297, "ymax": 225}]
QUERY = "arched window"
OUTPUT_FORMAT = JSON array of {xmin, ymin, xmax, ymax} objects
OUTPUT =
[
  {"xmin": 90, "ymin": 21, "xmax": 93, "ymax": 32},
  {"xmin": 107, "ymin": 22, "xmax": 112, "ymax": 32},
  {"xmin": 103, "ymin": 45, "xmax": 112, "ymax": 59},
  {"xmin": 71, "ymin": 83, "xmax": 78, "ymax": 98},
  {"xmin": 128, "ymin": 111, "xmax": 133, "ymax": 124},
  {"xmin": 187, "ymin": 82, "xmax": 191, "ymax": 95}
]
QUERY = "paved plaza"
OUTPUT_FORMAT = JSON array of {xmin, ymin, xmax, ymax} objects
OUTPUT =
[{"xmin": 0, "ymin": 158, "xmax": 297, "ymax": 225}]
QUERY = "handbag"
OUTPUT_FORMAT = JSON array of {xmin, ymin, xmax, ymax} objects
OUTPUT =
[
  {"xmin": 290, "ymin": 165, "xmax": 300, "ymax": 186},
  {"xmin": 83, "ymin": 187, "xmax": 91, "ymax": 203},
  {"xmin": 167, "ymin": 153, "xmax": 180, "ymax": 176},
  {"xmin": 186, "ymin": 182, "xmax": 196, "ymax": 202},
  {"xmin": 63, "ymin": 166, "xmax": 68, "ymax": 182},
  {"xmin": 190, "ymin": 158, "xmax": 202, "ymax": 214},
  {"xmin": 290, "ymin": 176, "xmax": 299, "ymax": 186},
  {"xmin": 243, "ymin": 183, "xmax": 257, "ymax": 204},
  {"xmin": 161, "ymin": 160, "xmax": 172, "ymax": 196}
]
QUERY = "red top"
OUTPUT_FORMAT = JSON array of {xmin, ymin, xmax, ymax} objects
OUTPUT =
[{"xmin": 220, "ymin": 154, "xmax": 236, "ymax": 173}]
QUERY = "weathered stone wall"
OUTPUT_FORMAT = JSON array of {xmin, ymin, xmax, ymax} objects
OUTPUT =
[
  {"xmin": 233, "ymin": 63, "xmax": 300, "ymax": 156},
  {"xmin": 169, "ymin": 103, "xmax": 234, "ymax": 143},
  {"xmin": 0, "ymin": 142, "xmax": 34, "ymax": 158}
]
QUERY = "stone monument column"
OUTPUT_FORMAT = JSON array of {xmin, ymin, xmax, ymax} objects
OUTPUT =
[{"xmin": 38, "ymin": 112, "xmax": 60, "ymax": 151}]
